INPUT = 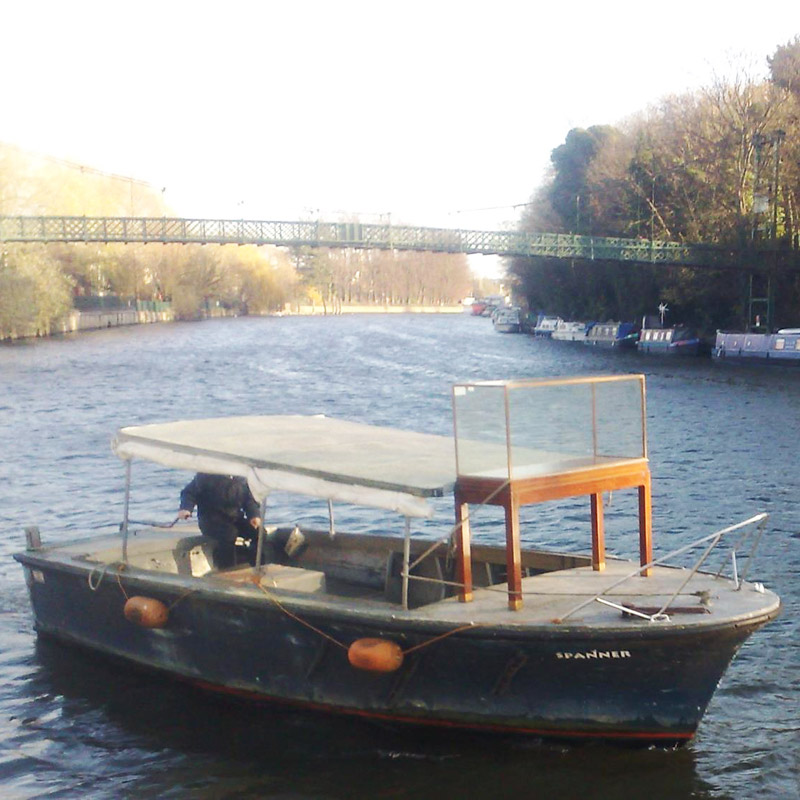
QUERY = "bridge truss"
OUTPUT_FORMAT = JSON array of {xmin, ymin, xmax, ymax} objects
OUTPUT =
[{"xmin": 0, "ymin": 215, "xmax": 794, "ymax": 271}]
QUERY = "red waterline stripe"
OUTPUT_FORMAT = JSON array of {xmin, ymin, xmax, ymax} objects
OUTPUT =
[{"xmin": 189, "ymin": 678, "xmax": 695, "ymax": 742}]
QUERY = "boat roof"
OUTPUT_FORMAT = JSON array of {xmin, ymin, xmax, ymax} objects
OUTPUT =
[{"xmin": 113, "ymin": 415, "xmax": 458, "ymax": 518}]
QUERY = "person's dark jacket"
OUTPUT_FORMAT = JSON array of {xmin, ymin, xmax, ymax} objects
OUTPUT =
[{"xmin": 179, "ymin": 473, "xmax": 260, "ymax": 544}]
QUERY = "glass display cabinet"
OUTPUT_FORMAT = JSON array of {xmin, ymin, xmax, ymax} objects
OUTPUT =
[{"xmin": 451, "ymin": 375, "xmax": 652, "ymax": 610}]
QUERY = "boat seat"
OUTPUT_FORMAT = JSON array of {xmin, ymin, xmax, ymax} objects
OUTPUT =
[
  {"xmin": 84, "ymin": 532, "xmax": 216, "ymax": 577},
  {"xmin": 116, "ymin": 535, "xmax": 217, "ymax": 576},
  {"xmin": 212, "ymin": 563, "xmax": 326, "ymax": 593},
  {"xmin": 172, "ymin": 535, "xmax": 216, "ymax": 577}
]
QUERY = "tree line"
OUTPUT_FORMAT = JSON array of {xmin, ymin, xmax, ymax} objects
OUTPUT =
[
  {"xmin": 0, "ymin": 145, "xmax": 472, "ymax": 339},
  {"xmin": 292, "ymin": 246, "xmax": 472, "ymax": 312},
  {"xmin": 508, "ymin": 37, "xmax": 800, "ymax": 334}
]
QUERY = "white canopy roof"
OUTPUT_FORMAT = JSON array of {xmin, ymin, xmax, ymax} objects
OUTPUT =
[{"xmin": 113, "ymin": 415, "xmax": 458, "ymax": 518}]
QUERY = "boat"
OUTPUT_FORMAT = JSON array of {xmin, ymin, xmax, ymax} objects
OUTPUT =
[
  {"xmin": 637, "ymin": 307, "xmax": 702, "ymax": 356},
  {"xmin": 585, "ymin": 321, "xmax": 638, "ymax": 348},
  {"xmin": 533, "ymin": 315, "xmax": 560, "ymax": 338},
  {"xmin": 638, "ymin": 326, "xmax": 702, "ymax": 356},
  {"xmin": 551, "ymin": 320, "xmax": 588, "ymax": 342},
  {"xmin": 470, "ymin": 301, "xmax": 488, "ymax": 316},
  {"xmin": 492, "ymin": 306, "xmax": 522, "ymax": 334},
  {"xmin": 14, "ymin": 375, "xmax": 780, "ymax": 744},
  {"xmin": 472, "ymin": 294, "xmax": 506, "ymax": 317},
  {"xmin": 713, "ymin": 329, "xmax": 800, "ymax": 366}
]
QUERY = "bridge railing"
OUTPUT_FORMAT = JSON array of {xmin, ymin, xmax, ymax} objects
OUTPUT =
[{"xmin": 0, "ymin": 215, "xmax": 788, "ymax": 270}]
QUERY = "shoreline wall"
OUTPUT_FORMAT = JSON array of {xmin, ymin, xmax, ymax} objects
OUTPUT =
[
  {"xmin": 287, "ymin": 304, "xmax": 464, "ymax": 315},
  {"xmin": 62, "ymin": 308, "xmax": 176, "ymax": 333},
  {"xmin": 2, "ymin": 304, "xmax": 467, "ymax": 341}
]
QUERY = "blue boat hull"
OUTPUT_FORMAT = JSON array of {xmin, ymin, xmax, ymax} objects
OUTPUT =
[{"xmin": 638, "ymin": 342, "xmax": 701, "ymax": 356}]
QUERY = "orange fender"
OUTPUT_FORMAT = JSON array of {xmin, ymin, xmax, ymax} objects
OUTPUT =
[
  {"xmin": 347, "ymin": 638, "xmax": 404, "ymax": 672},
  {"xmin": 124, "ymin": 596, "xmax": 169, "ymax": 628}
]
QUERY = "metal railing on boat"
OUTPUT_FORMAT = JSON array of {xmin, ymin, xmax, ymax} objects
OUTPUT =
[{"xmin": 555, "ymin": 513, "xmax": 770, "ymax": 623}]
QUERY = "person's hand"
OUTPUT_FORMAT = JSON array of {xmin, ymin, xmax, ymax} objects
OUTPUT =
[
  {"xmin": 249, "ymin": 517, "xmax": 262, "ymax": 530},
  {"xmin": 177, "ymin": 509, "xmax": 192, "ymax": 520}
]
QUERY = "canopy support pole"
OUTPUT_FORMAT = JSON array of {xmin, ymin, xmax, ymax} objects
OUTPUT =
[
  {"xmin": 454, "ymin": 489, "xmax": 473, "ymax": 603},
  {"xmin": 401, "ymin": 517, "xmax": 411, "ymax": 610},
  {"xmin": 327, "ymin": 499, "xmax": 336, "ymax": 539},
  {"xmin": 638, "ymin": 478, "xmax": 653, "ymax": 576},
  {"xmin": 504, "ymin": 492, "xmax": 523, "ymax": 611},
  {"xmin": 254, "ymin": 494, "xmax": 269, "ymax": 568},
  {"xmin": 121, "ymin": 460, "xmax": 131, "ymax": 563},
  {"xmin": 591, "ymin": 493, "xmax": 606, "ymax": 571}
]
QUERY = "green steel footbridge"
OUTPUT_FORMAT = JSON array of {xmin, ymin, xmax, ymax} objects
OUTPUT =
[{"xmin": 1, "ymin": 215, "xmax": 798, "ymax": 271}]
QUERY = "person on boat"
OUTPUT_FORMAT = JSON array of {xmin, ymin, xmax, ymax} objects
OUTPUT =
[{"xmin": 177, "ymin": 473, "xmax": 262, "ymax": 568}]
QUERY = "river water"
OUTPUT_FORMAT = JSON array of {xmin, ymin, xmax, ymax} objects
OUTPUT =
[{"xmin": 0, "ymin": 314, "xmax": 797, "ymax": 799}]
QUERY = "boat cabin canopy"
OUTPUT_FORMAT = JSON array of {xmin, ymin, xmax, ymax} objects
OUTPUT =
[{"xmin": 113, "ymin": 416, "xmax": 458, "ymax": 519}]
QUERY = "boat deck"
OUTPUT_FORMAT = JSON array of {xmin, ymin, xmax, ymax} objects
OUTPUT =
[
  {"xmin": 411, "ymin": 563, "xmax": 759, "ymax": 629},
  {"xmin": 33, "ymin": 528, "xmax": 779, "ymax": 633}
]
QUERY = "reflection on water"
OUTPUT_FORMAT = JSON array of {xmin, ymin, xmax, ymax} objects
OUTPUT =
[
  {"xmin": 16, "ymin": 640, "xmax": 715, "ymax": 800},
  {"xmin": 1, "ymin": 315, "xmax": 797, "ymax": 798}
]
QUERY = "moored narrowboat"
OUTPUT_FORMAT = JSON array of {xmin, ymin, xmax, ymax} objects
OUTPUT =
[
  {"xmin": 713, "ymin": 329, "xmax": 800, "ymax": 365},
  {"xmin": 585, "ymin": 321, "xmax": 638, "ymax": 348},
  {"xmin": 638, "ymin": 326, "xmax": 701, "ymax": 356}
]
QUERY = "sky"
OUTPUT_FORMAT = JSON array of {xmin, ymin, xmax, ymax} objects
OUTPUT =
[{"xmin": 3, "ymin": 1, "xmax": 799, "ymax": 240}]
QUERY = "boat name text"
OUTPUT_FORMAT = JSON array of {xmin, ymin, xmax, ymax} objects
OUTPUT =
[{"xmin": 556, "ymin": 649, "xmax": 631, "ymax": 660}]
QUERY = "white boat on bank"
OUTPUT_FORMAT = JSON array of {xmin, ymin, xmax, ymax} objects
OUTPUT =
[
  {"xmin": 533, "ymin": 316, "xmax": 560, "ymax": 337},
  {"xmin": 492, "ymin": 306, "xmax": 522, "ymax": 333},
  {"xmin": 551, "ymin": 320, "xmax": 588, "ymax": 342}
]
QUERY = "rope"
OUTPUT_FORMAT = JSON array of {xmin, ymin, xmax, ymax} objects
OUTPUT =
[
  {"xmin": 98, "ymin": 553, "xmax": 482, "ymax": 660},
  {"xmin": 115, "ymin": 564, "xmax": 130, "ymax": 599},
  {"xmin": 166, "ymin": 586, "xmax": 199, "ymax": 611},
  {"xmin": 256, "ymin": 583, "xmax": 348, "ymax": 650},
  {"xmin": 112, "ymin": 558, "xmax": 471, "ymax": 653},
  {"xmin": 106, "ymin": 562, "xmax": 197, "ymax": 611},
  {"xmin": 401, "ymin": 622, "xmax": 483, "ymax": 656},
  {"xmin": 87, "ymin": 564, "xmax": 109, "ymax": 591},
  {"xmin": 407, "ymin": 478, "xmax": 512, "ymax": 582},
  {"xmin": 256, "ymin": 581, "xmax": 483, "ymax": 657}
]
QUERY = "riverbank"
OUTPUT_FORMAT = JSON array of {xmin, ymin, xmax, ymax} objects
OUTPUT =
[
  {"xmin": 2, "ymin": 303, "xmax": 466, "ymax": 341},
  {"xmin": 62, "ymin": 307, "xmax": 174, "ymax": 333},
  {"xmin": 2, "ymin": 307, "xmax": 177, "ymax": 340},
  {"xmin": 288, "ymin": 303, "xmax": 464, "ymax": 315}
]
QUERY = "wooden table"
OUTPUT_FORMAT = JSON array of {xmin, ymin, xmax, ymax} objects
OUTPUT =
[{"xmin": 453, "ymin": 455, "xmax": 653, "ymax": 610}]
